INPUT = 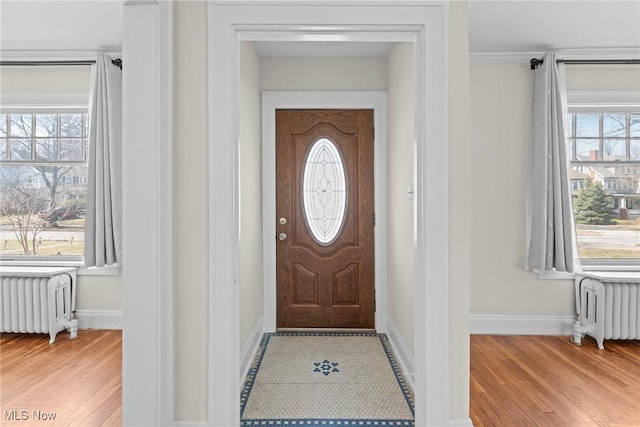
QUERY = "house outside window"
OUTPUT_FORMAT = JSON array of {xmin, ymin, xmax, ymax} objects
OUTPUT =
[
  {"xmin": 0, "ymin": 110, "xmax": 88, "ymax": 260},
  {"xmin": 566, "ymin": 107, "xmax": 640, "ymax": 264}
]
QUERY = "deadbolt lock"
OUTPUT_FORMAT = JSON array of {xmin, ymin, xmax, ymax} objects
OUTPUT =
[{"xmin": 279, "ymin": 217, "xmax": 287, "ymax": 225}]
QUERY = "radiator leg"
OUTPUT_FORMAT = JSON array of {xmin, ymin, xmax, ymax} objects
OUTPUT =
[
  {"xmin": 572, "ymin": 321, "xmax": 583, "ymax": 346},
  {"xmin": 65, "ymin": 318, "xmax": 79, "ymax": 340}
]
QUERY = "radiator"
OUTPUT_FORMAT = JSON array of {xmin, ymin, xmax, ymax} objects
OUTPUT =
[
  {"xmin": 0, "ymin": 267, "xmax": 78, "ymax": 344},
  {"xmin": 573, "ymin": 272, "xmax": 640, "ymax": 350}
]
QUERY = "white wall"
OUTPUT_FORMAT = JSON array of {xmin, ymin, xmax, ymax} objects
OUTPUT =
[
  {"xmin": 174, "ymin": 1, "xmax": 209, "ymax": 421},
  {"xmin": 469, "ymin": 63, "xmax": 640, "ymax": 320},
  {"xmin": 0, "ymin": 65, "xmax": 122, "ymax": 315},
  {"xmin": 0, "ymin": 65, "xmax": 91, "ymax": 93},
  {"xmin": 566, "ymin": 64, "xmax": 640, "ymax": 90},
  {"xmin": 75, "ymin": 275, "xmax": 121, "ymax": 310},
  {"xmin": 239, "ymin": 41, "xmax": 263, "ymax": 347},
  {"xmin": 261, "ymin": 56, "xmax": 387, "ymax": 91},
  {"xmin": 387, "ymin": 42, "xmax": 415, "ymax": 357},
  {"xmin": 448, "ymin": 1, "xmax": 472, "ymax": 422},
  {"xmin": 469, "ymin": 63, "xmax": 575, "ymax": 317}
]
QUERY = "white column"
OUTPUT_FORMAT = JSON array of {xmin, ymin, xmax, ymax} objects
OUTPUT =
[{"xmin": 122, "ymin": 2, "xmax": 174, "ymax": 425}]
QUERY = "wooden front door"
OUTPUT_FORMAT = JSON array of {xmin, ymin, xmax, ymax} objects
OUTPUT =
[{"xmin": 276, "ymin": 109, "xmax": 375, "ymax": 328}]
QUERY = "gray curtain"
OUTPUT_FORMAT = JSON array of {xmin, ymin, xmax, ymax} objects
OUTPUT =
[
  {"xmin": 84, "ymin": 52, "xmax": 122, "ymax": 267},
  {"xmin": 525, "ymin": 52, "xmax": 578, "ymax": 273}
]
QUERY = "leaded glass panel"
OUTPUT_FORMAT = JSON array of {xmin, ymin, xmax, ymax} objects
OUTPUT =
[{"xmin": 302, "ymin": 137, "xmax": 347, "ymax": 245}]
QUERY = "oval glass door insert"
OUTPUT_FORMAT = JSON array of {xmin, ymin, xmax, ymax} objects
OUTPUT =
[{"xmin": 302, "ymin": 137, "xmax": 347, "ymax": 245}]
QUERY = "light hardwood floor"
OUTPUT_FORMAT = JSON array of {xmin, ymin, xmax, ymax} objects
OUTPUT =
[
  {"xmin": 2, "ymin": 332, "xmax": 639, "ymax": 426},
  {"xmin": 0, "ymin": 330, "xmax": 121, "ymax": 426},
  {"xmin": 471, "ymin": 335, "xmax": 640, "ymax": 427}
]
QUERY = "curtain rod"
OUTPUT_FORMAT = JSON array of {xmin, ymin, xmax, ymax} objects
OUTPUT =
[
  {"xmin": 530, "ymin": 57, "xmax": 640, "ymax": 70},
  {"xmin": 0, "ymin": 58, "xmax": 123, "ymax": 70}
]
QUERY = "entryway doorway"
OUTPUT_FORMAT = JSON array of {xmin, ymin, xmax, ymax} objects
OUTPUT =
[
  {"xmin": 208, "ymin": 5, "xmax": 450, "ymax": 424},
  {"xmin": 262, "ymin": 92, "xmax": 389, "ymax": 335}
]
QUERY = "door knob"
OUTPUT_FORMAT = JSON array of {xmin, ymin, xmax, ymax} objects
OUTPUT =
[{"xmin": 278, "ymin": 233, "xmax": 287, "ymax": 241}]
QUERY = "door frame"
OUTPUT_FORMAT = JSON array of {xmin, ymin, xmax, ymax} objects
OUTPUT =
[
  {"xmin": 262, "ymin": 92, "xmax": 388, "ymax": 333},
  {"xmin": 208, "ymin": 2, "xmax": 450, "ymax": 426}
]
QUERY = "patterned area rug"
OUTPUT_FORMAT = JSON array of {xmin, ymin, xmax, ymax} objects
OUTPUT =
[{"xmin": 241, "ymin": 331, "xmax": 414, "ymax": 427}]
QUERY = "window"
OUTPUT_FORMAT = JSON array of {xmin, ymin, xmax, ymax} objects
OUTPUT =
[
  {"xmin": 0, "ymin": 111, "xmax": 88, "ymax": 259},
  {"xmin": 566, "ymin": 110, "xmax": 640, "ymax": 262},
  {"xmin": 302, "ymin": 137, "xmax": 347, "ymax": 245}
]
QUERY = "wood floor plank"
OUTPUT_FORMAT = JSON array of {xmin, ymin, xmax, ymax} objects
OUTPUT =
[
  {"xmin": 3, "ymin": 331, "xmax": 639, "ymax": 426},
  {"xmin": 471, "ymin": 335, "xmax": 640, "ymax": 427},
  {"xmin": 0, "ymin": 330, "xmax": 121, "ymax": 426}
]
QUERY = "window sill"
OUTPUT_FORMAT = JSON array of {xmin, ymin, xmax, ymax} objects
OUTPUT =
[
  {"xmin": 77, "ymin": 265, "xmax": 121, "ymax": 276},
  {"xmin": 581, "ymin": 264, "xmax": 640, "ymax": 273},
  {"xmin": 0, "ymin": 260, "xmax": 120, "ymax": 276},
  {"xmin": 534, "ymin": 264, "xmax": 640, "ymax": 280},
  {"xmin": 535, "ymin": 270, "xmax": 575, "ymax": 280}
]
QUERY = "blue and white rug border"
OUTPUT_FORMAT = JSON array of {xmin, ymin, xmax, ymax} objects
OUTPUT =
[
  {"xmin": 242, "ymin": 419, "xmax": 414, "ymax": 426},
  {"xmin": 240, "ymin": 330, "xmax": 415, "ymax": 426}
]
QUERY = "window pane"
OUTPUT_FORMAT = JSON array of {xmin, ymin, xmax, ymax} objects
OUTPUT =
[
  {"xmin": 60, "ymin": 139, "xmax": 84, "ymax": 161},
  {"xmin": 566, "ymin": 114, "xmax": 574, "ymax": 137},
  {"xmin": 571, "ymin": 111, "xmax": 640, "ymax": 261},
  {"xmin": 10, "ymin": 138, "xmax": 32, "ymax": 160},
  {"xmin": 566, "ymin": 138, "xmax": 574, "ymax": 161},
  {"xmin": 576, "ymin": 139, "xmax": 599, "ymax": 160},
  {"xmin": 631, "ymin": 139, "xmax": 640, "ymax": 161},
  {"xmin": 631, "ymin": 114, "xmax": 640, "ymax": 137},
  {"xmin": 35, "ymin": 139, "xmax": 58, "ymax": 161},
  {"xmin": 0, "ymin": 114, "xmax": 6, "ymax": 137},
  {"xmin": 602, "ymin": 139, "xmax": 626, "ymax": 161},
  {"xmin": 10, "ymin": 114, "xmax": 32, "ymax": 137},
  {"xmin": 573, "ymin": 165, "xmax": 640, "ymax": 259},
  {"xmin": 1, "ymin": 112, "xmax": 88, "ymax": 259},
  {"xmin": 576, "ymin": 113, "xmax": 600, "ymax": 137},
  {"xmin": 0, "ymin": 164, "xmax": 86, "ymax": 256},
  {"xmin": 34, "ymin": 114, "xmax": 58, "ymax": 137},
  {"xmin": 60, "ymin": 114, "xmax": 83, "ymax": 137},
  {"xmin": 302, "ymin": 137, "xmax": 347, "ymax": 245},
  {"xmin": 603, "ymin": 113, "xmax": 626, "ymax": 137}
]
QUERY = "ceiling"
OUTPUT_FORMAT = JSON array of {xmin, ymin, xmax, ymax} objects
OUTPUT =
[
  {"xmin": 0, "ymin": 1, "xmax": 123, "ymax": 52},
  {"xmin": 467, "ymin": 0, "xmax": 640, "ymax": 54},
  {"xmin": 0, "ymin": 1, "xmax": 638, "ymax": 56}
]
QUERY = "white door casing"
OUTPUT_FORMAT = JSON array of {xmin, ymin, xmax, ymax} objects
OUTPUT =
[
  {"xmin": 262, "ymin": 92, "xmax": 389, "ymax": 334},
  {"xmin": 208, "ymin": 2, "xmax": 449, "ymax": 426}
]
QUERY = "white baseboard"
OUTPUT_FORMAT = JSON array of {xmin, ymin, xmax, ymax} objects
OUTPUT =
[
  {"xmin": 450, "ymin": 417, "xmax": 474, "ymax": 427},
  {"xmin": 75, "ymin": 309, "xmax": 122, "ymax": 330},
  {"xmin": 471, "ymin": 314, "xmax": 574, "ymax": 335},
  {"xmin": 240, "ymin": 315, "xmax": 264, "ymax": 388},
  {"xmin": 174, "ymin": 422, "xmax": 208, "ymax": 426},
  {"xmin": 385, "ymin": 316, "xmax": 415, "ymax": 391}
]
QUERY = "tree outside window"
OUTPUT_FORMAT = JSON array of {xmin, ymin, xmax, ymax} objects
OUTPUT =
[
  {"xmin": 567, "ymin": 112, "xmax": 640, "ymax": 260},
  {"xmin": 0, "ymin": 112, "xmax": 87, "ymax": 257}
]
